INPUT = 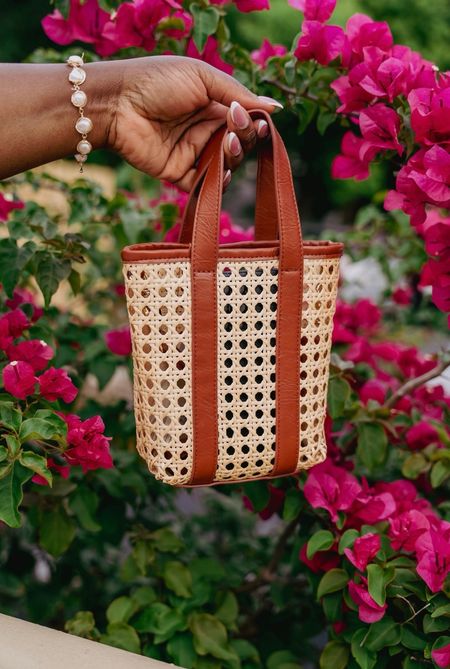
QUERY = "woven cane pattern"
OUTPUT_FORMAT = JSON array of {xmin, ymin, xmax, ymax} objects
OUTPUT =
[
  {"xmin": 123, "ymin": 254, "xmax": 340, "ymax": 485},
  {"xmin": 124, "ymin": 262, "xmax": 193, "ymax": 485}
]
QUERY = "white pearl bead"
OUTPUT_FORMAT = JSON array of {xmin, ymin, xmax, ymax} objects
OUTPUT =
[
  {"xmin": 69, "ymin": 67, "xmax": 86, "ymax": 85},
  {"xmin": 77, "ymin": 140, "xmax": 92, "ymax": 155},
  {"xmin": 75, "ymin": 153, "xmax": 88, "ymax": 163},
  {"xmin": 71, "ymin": 90, "xmax": 87, "ymax": 108},
  {"xmin": 67, "ymin": 55, "xmax": 84, "ymax": 67},
  {"xmin": 75, "ymin": 117, "xmax": 93, "ymax": 134}
]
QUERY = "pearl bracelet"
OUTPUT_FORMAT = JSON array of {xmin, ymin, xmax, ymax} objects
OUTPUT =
[{"xmin": 67, "ymin": 54, "xmax": 93, "ymax": 173}]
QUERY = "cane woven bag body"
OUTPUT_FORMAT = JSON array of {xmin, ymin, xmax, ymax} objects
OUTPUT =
[{"xmin": 121, "ymin": 109, "xmax": 343, "ymax": 487}]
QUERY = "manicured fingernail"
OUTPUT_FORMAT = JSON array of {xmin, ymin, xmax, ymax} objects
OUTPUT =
[
  {"xmin": 258, "ymin": 95, "xmax": 284, "ymax": 109},
  {"xmin": 230, "ymin": 100, "xmax": 249, "ymax": 129},
  {"xmin": 257, "ymin": 119, "xmax": 269, "ymax": 138},
  {"xmin": 223, "ymin": 169, "xmax": 232, "ymax": 189},
  {"xmin": 227, "ymin": 132, "xmax": 242, "ymax": 157}
]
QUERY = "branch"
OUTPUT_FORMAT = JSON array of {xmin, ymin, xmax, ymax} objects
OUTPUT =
[
  {"xmin": 236, "ymin": 514, "xmax": 301, "ymax": 593},
  {"xmin": 383, "ymin": 354, "xmax": 450, "ymax": 410}
]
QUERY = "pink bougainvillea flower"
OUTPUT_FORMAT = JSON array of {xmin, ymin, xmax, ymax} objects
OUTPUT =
[
  {"xmin": 186, "ymin": 36, "xmax": 233, "ymax": 74},
  {"xmin": 424, "ymin": 219, "xmax": 450, "ymax": 258},
  {"xmin": 332, "ymin": 298, "xmax": 381, "ymax": 340},
  {"xmin": 102, "ymin": 0, "xmax": 192, "ymax": 54},
  {"xmin": 304, "ymin": 460, "xmax": 362, "ymax": 522},
  {"xmin": 358, "ymin": 51, "xmax": 408, "ymax": 102},
  {"xmin": 32, "ymin": 457, "xmax": 70, "ymax": 486},
  {"xmin": 342, "ymin": 14, "xmax": 392, "ymax": 69},
  {"xmin": 373, "ymin": 479, "xmax": 430, "ymax": 516},
  {"xmin": 299, "ymin": 542, "xmax": 340, "ymax": 573},
  {"xmin": 392, "ymin": 285, "xmax": 413, "ymax": 306},
  {"xmin": 331, "ymin": 132, "xmax": 376, "ymax": 181},
  {"xmin": 420, "ymin": 256, "xmax": 450, "ymax": 313},
  {"xmin": 7, "ymin": 339, "xmax": 54, "ymax": 372},
  {"xmin": 251, "ymin": 38, "xmax": 287, "ymax": 68},
  {"xmin": 38, "ymin": 367, "xmax": 78, "ymax": 403},
  {"xmin": 0, "ymin": 193, "xmax": 24, "ymax": 221},
  {"xmin": 331, "ymin": 74, "xmax": 374, "ymax": 114},
  {"xmin": 406, "ymin": 421, "xmax": 440, "ymax": 450},
  {"xmin": 5, "ymin": 288, "xmax": 43, "ymax": 322},
  {"xmin": 359, "ymin": 379, "xmax": 387, "ymax": 406},
  {"xmin": 105, "ymin": 326, "xmax": 132, "ymax": 356},
  {"xmin": 3, "ymin": 360, "xmax": 37, "ymax": 399},
  {"xmin": 344, "ymin": 533, "xmax": 381, "ymax": 571},
  {"xmin": 384, "ymin": 150, "xmax": 428, "ymax": 229},
  {"xmin": 294, "ymin": 20, "xmax": 345, "ymax": 66},
  {"xmin": 388, "ymin": 509, "xmax": 430, "ymax": 552},
  {"xmin": 42, "ymin": 0, "xmax": 117, "ymax": 56},
  {"xmin": 359, "ymin": 104, "xmax": 403, "ymax": 155},
  {"xmin": 408, "ymin": 84, "xmax": 450, "ymax": 147},
  {"xmin": 0, "ymin": 309, "xmax": 29, "ymax": 351},
  {"xmin": 63, "ymin": 414, "xmax": 113, "ymax": 472},
  {"xmin": 347, "ymin": 480, "xmax": 396, "ymax": 528},
  {"xmin": 432, "ymin": 640, "xmax": 450, "ymax": 669},
  {"xmin": 288, "ymin": 0, "xmax": 335, "ymax": 22},
  {"xmin": 392, "ymin": 45, "xmax": 437, "ymax": 93},
  {"xmin": 415, "ymin": 524, "xmax": 450, "ymax": 592},
  {"xmin": 348, "ymin": 577, "xmax": 387, "ymax": 623},
  {"xmin": 165, "ymin": 212, "xmax": 253, "ymax": 244}
]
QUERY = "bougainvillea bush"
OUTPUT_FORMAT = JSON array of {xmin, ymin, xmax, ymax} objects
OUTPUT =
[{"xmin": 1, "ymin": 0, "xmax": 450, "ymax": 667}]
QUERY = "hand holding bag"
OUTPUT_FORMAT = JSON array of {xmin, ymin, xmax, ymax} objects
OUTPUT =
[{"xmin": 121, "ymin": 110, "xmax": 343, "ymax": 486}]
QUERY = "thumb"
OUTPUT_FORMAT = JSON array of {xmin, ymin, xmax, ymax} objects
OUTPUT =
[{"xmin": 199, "ymin": 62, "xmax": 283, "ymax": 112}]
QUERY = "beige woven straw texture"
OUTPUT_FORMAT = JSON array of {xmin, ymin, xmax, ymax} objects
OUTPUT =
[{"xmin": 123, "ymin": 255, "xmax": 339, "ymax": 485}]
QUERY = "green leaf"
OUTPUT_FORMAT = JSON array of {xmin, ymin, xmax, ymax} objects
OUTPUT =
[
  {"xmin": 163, "ymin": 560, "xmax": 192, "ymax": 598},
  {"xmin": 34, "ymin": 251, "xmax": 72, "ymax": 308},
  {"xmin": 167, "ymin": 633, "xmax": 196, "ymax": 669},
  {"xmin": 101, "ymin": 622, "xmax": 140, "ymax": 654},
  {"xmin": 106, "ymin": 596, "xmax": 137, "ymax": 624},
  {"xmin": 133, "ymin": 603, "xmax": 184, "ymax": 637},
  {"xmin": 317, "ymin": 110, "xmax": 337, "ymax": 135},
  {"xmin": 19, "ymin": 451, "xmax": 52, "ymax": 485},
  {"xmin": 364, "ymin": 617, "xmax": 401, "ymax": 652},
  {"xmin": 5, "ymin": 435, "xmax": 21, "ymax": 457},
  {"xmin": 402, "ymin": 453, "xmax": 429, "ymax": 480},
  {"xmin": 68, "ymin": 268, "xmax": 81, "ymax": 296},
  {"xmin": 0, "ymin": 461, "xmax": 32, "ymax": 527},
  {"xmin": 230, "ymin": 639, "xmax": 260, "ymax": 663},
  {"xmin": 69, "ymin": 487, "xmax": 100, "ymax": 532},
  {"xmin": 20, "ymin": 413, "xmax": 67, "ymax": 443},
  {"xmin": 151, "ymin": 527, "xmax": 183, "ymax": 553},
  {"xmin": 338, "ymin": 529, "xmax": 359, "ymax": 554},
  {"xmin": 317, "ymin": 568, "xmax": 349, "ymax": 599},
  {"xmin": 401, "ymin": 625, "xmax": 426, "ymax": 651},
  {"xmin": 423, "ymin": 613, "xmax": 450, "ymax": 634},
  {"xmin": 351, "ymin": 629, "xmax": 376, "ymax": 669},
  {"xmin": 65, "ymin": 611, "xmax": 97, "ymax": 638},
  {"xmin": 327, "ymin": 376, "xmax": 351, "ymax": 419},
  {"xmin": 431, "ymin": 603, "xmax": 450, "ymax": 618},
  {"xmin": 242, "ymin": 480, "xmax": 270, "ymax": 512},
  {"xmin": 431, "ymin": 460, "xmax": 450, "ymax": 488},
  {"xmin": 307, "ymin": 530, "xmax": 335, "ymax": 559},
  {"xmin": 191, "ymin": 4, "xmax": 220, "ymax": 52},
  {"xmin": 0, "ymin": 402, "xmax": 22, "ymax": 432},
  {"xmin": 0, "ymin": 446, "xmax": 7, "ymax": 463},
  {"xmin": 356, "ymin": 422, "xmax": 388, "ymax": 471},
  {"xmin": 322, "ymin": 592, "xmax": 342, "ymax": 623},
  {"xmin": 0, "ymin": 239, "xmax": 35, "ymax": 296},
  {"xmin": 320, "ymin": 641, "xmax": 349, "ymax": 669},
  {"xmin": 131, "ymin": 586, "xmax": 156, "ymax": 608},
  {"xmin": 267, "ymin": 651, "xmax": 301, "ymax": 669},
  {"xmin": 190, "ymin": 613, "xmax": 237, "ymax": 662},
  {"xmin": 39, "ymin": 506, "xmax": 76, "ymax": 556},
  {"xmin": 367, "ymin": 564, "xmax": 394, "ymax": 607},
  {"xmin": 283, "ymin": 488, "xmax": 303, "ymax": 521},
  {"xmin": 215, "ymin": 591, "xmax": 238, "ymax": 627}
]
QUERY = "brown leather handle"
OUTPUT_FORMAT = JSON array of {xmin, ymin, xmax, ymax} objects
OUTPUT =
[
  {"xmin": 188, "ymin": 109, "xmax": 304, "ymax": 486},
  {"xmin": 189, "ymin": 109, "xmax": 303, "ymax": 272},
  {"xmin": 178, "ymin": 111, "xmax": 278, "ymax": 244}
]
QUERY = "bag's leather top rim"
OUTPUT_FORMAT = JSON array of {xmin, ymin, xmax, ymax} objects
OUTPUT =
[{"xmin": 121, "ymin": 240, "xmax": 344, "ymax": 262}]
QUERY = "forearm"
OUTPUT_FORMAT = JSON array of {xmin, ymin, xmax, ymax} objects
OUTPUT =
[{"xmin": 0, "ymin": 62, "xmax": 122, "ymax": 180}]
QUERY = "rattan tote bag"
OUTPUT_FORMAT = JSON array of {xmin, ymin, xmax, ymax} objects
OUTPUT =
[{"xmin": 121, "ymin": 109, "xmax": 343, "ymax": 487}]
